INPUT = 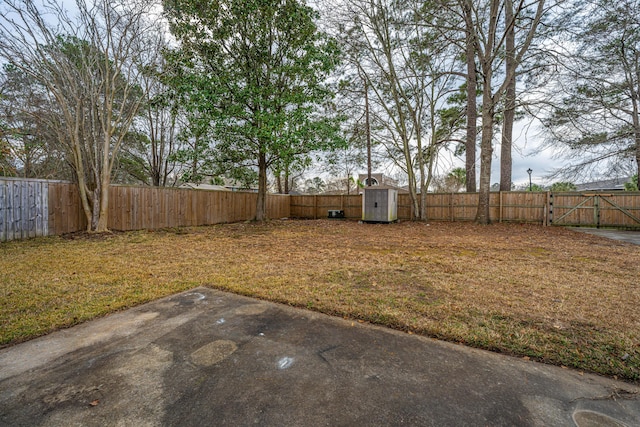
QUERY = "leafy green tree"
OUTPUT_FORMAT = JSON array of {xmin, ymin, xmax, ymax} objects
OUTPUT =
[
  {"xmin": 0, "ymin": 65, "xmax": 74, "ymax": 179},
  {"xmin": 626, "ymin": 175, "xmax": 639, "ymax": 191},
  {"xmin": 304, "ymin": 176, "xmax": 326, "ymax": 194},
  {"xmin": 526, "ymin": 183, "xmax": 546, "ymax": 192},
  {"xmin": 550, "ymin": 181, "xmax": 576, "ymax": 192},
  {"xmin": 163, "ymin": 0, "xmax": 344, "ymax": 220},
  {"xmin": 433, "ymin": 167, "xmax": 467, "ymax": 192}
]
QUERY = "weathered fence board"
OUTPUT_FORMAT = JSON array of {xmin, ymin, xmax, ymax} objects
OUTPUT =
[
  {"xmin": 0, "ymin": 178, "xmax": 49, "ymax": 242},
  {"xmin": 48, "ymin": 182, "xmax": 86, "ymax": 235}
]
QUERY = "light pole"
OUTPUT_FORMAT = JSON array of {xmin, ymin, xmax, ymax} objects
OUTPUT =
[{"xmin": 527, "ymin": 168, "xmax": 533, "ymax": 191}]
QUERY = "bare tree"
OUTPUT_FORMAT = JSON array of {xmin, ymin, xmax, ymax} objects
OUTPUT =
[
  {"xmin": 333, "ymin": 0, "xmax": 463, "ymax": 220},
  {"xmin": 540, "ymin": 0, "xmax": 640, "ymax": 188},
  {"xmin": 120, "ymin": 27, "xmax": 183, "ymax": 187},
  {"xmin": 451, "ymin": 0, "xmax": 548, "ymax": 224},
  {"xmin": 0, "ymin": 0, "xmax": 154, "ymax": 231}
]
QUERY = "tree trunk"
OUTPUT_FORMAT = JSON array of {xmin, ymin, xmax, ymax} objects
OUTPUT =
[
  {"xmin": 500, "ymin": 0, "xmax": 515, "ymax": 192},
  {"xmin": 77, "ymin": 176, "xmax": 93, "ymax": 233},
  {"xmin": 474, "ymin": 0, "xmax": 501, "ymax": 224},
  {"xmin": 95, "ymin": 174, "xmax": 110, "ymax": 232},
  {"xmin": 275, "ymin": 170, "xmax": 283, "ymax": 194},
  {"xmin": 631, "ymin": 85, "xmax": 640, "ymax": 190},
  {"xmin": 636, "ymin": 147, "xmax": 640, "ymax": 189},
  {"xmin": 256, "ymin": 151, "xmax": 267, "ymax": 221},
  {"xmin": 408, "ymin": 171, "xmax": 419, "ymax": 220},
  {"xmin": 476, "ymin": 95, "xmax": 494, "ymax": 224},
  {"xmin": 634, "ymin": 108, "xmax": 640, "ymax": 190},
  {"xmin": 71, "ymin": 123, "xmax": 95, "ymax": 233},
  {"xmin": 464, "ymin": 4, "xmax": 477, "ymax": 193},
  {"xmin": 416, "ymin": 124, "xmax": 426, "ymax": 220},
  {"xmin": 364, "ymin": 78, "xmax": 372, "ymax": 188},
  {"xmin": 284, "ymin": 165, "xmax": 290, "ymax": 194}
]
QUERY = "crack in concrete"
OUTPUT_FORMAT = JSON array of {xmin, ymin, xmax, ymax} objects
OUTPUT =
[{"xmin": 571, "ymin": 387, "xmax": 639, "ymax": 403}]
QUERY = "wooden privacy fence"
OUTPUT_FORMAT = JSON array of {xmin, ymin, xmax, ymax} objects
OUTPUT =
[
  {"xmin": 0, "ymin": 178, "xmax": 290, "ymax": 241},
  {"xmin": 3, "ymin": 177, "xmax": 640, "ymax": 242},
  {"xmin": 290, "ymin": 192, "xmax": 549, "ymax": 223},
  {"xmin": 106, "ymin": 186, "xmax": 289, "ymax": 231},
  {"xmin": 290, "ymin": 191, "xmax": 640, "ymax": 228},
  {"xmin": 289, "ymin": 195, "xmax": 363, "ymax": 220}
]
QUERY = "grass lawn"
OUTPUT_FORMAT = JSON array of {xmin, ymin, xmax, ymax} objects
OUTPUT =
[{"xmin": 1, "ymin": 219, "xmax": 639, "ymax": 382}]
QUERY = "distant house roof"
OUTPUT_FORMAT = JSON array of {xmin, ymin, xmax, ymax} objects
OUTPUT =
[
  {"xmin": 179, "ymin": 183, "xmax": 230, "ymax": 191},
  {"xmin": 575, "ymin": 177, "xmax": 632, "ymax": 191},
  {"xmin": 179, "ymin": 181, "xmax": 259, "ymax": 192},
  {"xmin": 356, "ymin": 173, "xmax": 408, "ymax": 194}
]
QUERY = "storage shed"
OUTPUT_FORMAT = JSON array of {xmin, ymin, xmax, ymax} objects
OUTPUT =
[{"xmin": 362, "ymin": 187, "xmax": 398, "ymax": 223}]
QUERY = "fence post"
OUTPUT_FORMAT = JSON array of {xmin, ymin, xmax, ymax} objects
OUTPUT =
[
  {"xmin": 499, "ymin": 191, "xmax": 503, "ymax": 223},
  {"xmin": 314, "ymin": 195, "xmax": 317, "ymax": 220},
  {"xmin": 544, "ymin": 192, "xmax": 550, "ymax": 226},
  {"xmin": 450, "ymin": 193, "xmax": 454, "ymax": 222}
]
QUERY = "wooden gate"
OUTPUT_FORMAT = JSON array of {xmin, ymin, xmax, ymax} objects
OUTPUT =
[{"xmin": 549, "ymin": 192, "xmax": 640, "ymax": 229}]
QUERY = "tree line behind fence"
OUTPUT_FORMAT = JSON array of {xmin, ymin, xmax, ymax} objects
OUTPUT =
[{"xmin": 2, "ymin": 178, "xmax": 639, "ymax": 242}]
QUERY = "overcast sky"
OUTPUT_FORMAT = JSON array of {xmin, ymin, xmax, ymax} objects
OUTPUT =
[{"xmin": 492, "ymin": 120, "xmax": 565, "ymax": 187}]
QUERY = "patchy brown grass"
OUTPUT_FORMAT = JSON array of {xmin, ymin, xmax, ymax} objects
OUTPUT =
[{"xmin": 1, "ymin": 220, "xmax": 639, "ymax": 382}]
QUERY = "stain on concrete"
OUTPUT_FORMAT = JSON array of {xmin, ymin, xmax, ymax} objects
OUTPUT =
[
  {"xmin": 41, "ymin": 344, "xmax": 173, "ymax": 427},
  {"xmin": 174, "ymin": 292, "xmax": 209, "ymax": 307},
  {"xmin": 42, "ymin": 384, "xmax": 103, "ymax": 405},
  {"xmin": 573, "ymin": 410, "xmax": 629, "ymax": 427},
  {"xmin": 190, "ymin": 340, "xmax": 238, "ymax": 367},
  {"xmin": 234, "ymin": 304, "xmax": 268, "ymax": 316},
  {"xmin": 520, "ymin": 395, "xmax": 570, "ymax": 427},
  {"xmin": 183, "ymin": 292, "xmax": 207, "ymax": 302}
]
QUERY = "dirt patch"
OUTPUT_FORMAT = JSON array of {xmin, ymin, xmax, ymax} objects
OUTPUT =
[{"xmin": 61, "ymin": 230, "xmax": 126, "ymax": 240}]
